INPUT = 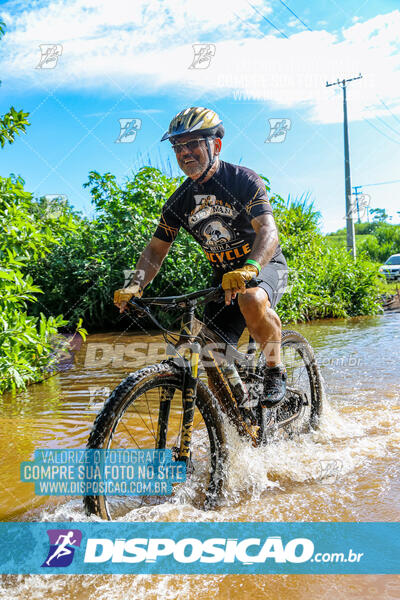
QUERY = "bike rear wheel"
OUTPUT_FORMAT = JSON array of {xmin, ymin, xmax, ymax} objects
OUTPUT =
[
  {"xmin": 256, "ymin": 329, "xmax": 324, "ymax": 438},
  {"xmin": 83, "ymin": 362, "xmax": 226, "ymax": 520}
]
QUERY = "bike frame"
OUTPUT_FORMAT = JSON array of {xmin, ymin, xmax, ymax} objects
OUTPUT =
[
  {"xmin": 129, "ymin": 283, "xmax": 262, "ymax": 460},
  {"xmin": 128, "ymin": 279, "xmax": 315, "ymax": 453}
]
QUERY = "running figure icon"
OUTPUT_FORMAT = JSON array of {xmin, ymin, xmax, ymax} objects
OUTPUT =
[
  {"xmin": 42, "ymin": 529, "xmax": 82, "ymax": 568},
  {"xmin": 46, "ymin": 531, "xmax": 77, "ymax": 565}
]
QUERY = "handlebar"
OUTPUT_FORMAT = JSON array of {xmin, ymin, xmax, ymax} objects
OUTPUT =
[
  {"xmin": 128, "ymin": 277, "xmax": 261, "ymax": 310},
  {"xmin": 125, "ymin": 277, "xmax": 261, "ymax": 344}
]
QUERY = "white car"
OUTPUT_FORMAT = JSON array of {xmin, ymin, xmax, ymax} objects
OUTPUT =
[{"xmin": 379, "ymin": 254, "xmax": 400, "ymax": 281}]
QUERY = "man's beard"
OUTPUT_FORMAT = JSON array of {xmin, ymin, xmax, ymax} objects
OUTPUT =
[{"xmin": 180, "ymin": 157, "xmax": 205, "ymax": 178}]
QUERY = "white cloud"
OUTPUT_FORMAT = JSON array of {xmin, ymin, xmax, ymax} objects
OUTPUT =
[
  {"xmin": 287, "ymin": 17, "xmax": 300, "ymax": 28},
  {"xmin": 0, "ymin": 0, "xmax": 399, "ymax": 124}
]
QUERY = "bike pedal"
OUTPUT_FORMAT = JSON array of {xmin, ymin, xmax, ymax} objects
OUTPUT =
[{"xmin": 260, "ymin": 395, "xmax": 287, "ymax": 410}]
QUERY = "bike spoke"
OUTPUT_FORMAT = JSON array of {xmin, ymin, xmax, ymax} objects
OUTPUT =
[
  {"xmin": 119, "ymin": 421, "xmax": 141, "ymax": 449},
  {"xmin": 130, "ymin": 396, "xmax": 157, "ymax": 441}
]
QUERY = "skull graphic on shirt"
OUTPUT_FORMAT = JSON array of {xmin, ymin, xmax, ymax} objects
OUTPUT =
[{"xmin": 201, "ymin": 219, "xmax": 233, "ymax": 247}]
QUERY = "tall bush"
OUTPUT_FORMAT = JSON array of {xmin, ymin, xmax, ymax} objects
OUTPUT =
[
  {"xmin": 358, "ymin": 224, "xmax": 400, "ymax": 262},
  {"xmin": 0, "ymin": 176, "xmax": 73, "ymax": 392},
  {"xmin": 28, "ymin": 168, "xmax": 382, "ymax": 330}
]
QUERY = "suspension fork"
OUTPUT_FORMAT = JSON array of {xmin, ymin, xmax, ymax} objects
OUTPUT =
[
  {"xmin": 155, "ymin": 301, "xmax": 200, "ymax": 456},
  {"xmin": 179, "ymin": 341, "xmax": 201, "ymax": 460},
  {"xmin": 178, "ymin": 301, "xmax": 200, "ymax": 461},
  {"xmin": 156, "ymin": 352, "xmax": 200, "ymax": 459},
  {"xmin": 156, "ymin": 386, "xmax": 174, "ymax": 449}
]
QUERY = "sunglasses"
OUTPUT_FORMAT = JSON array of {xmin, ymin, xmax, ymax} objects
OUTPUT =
[{"xmin": 171, "ymin": 138, "xmax": 206, "ymax": 154}]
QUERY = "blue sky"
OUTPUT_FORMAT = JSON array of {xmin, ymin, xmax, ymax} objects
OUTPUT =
[{"xmin": 1, "ymin": 0, "xmax": 400, "ymax": 232}]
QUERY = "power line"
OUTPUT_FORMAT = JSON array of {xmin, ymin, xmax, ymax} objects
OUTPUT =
[
  {"xmin": 374, "ymin": 114, "xmax": 400, "ymax": 137},
  {"xmin": 379, "ymin": 98, "xmax": 400, "ymax": 128},
  {"xmin": 364, "ymin": 117, "xmax": 400, "ymax": 146},
  {"xmin": 233, "ymin": 10, "xmax": 264, "ymax": 38},
  {"xmin": 278, "ymin": 0, "xmax": 312, "ymax": 31},
  {"xmin": 358, "ymin": 178, "xmax": 400, "ymax": 188},
  {"xmin": 247, "ymin": 2, "xmax": 289, "ymax": 39}
]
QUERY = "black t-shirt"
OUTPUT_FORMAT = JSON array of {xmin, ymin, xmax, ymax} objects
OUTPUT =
[{"xmin": 153, "ymin": 160, "xmax": 281, "ymax": 276}]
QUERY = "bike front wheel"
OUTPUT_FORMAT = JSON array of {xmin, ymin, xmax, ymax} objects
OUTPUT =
[{"xmin": 83, "ymin": 361, "xmax": 226, "ymax": 520}]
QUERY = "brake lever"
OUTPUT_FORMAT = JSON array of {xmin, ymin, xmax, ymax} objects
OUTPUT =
[
  {"xmin": 246, "ymin": 277, "xmax": 261, "ymax": 289},
  {"xmin": 127, "ymin": 298, "xmax": 149, "ymax": 318},
  {"xmin": 204, "ymin": 278, "xmax": 261, "ymax": 306},
  {"xmin": 202, "ymin": 285, "xmax": 224, "ymax": 304}
]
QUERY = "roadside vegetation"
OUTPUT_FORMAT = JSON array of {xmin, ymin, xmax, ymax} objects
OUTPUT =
[
  {"xmin": 0, "ymin": 20, "xmax": 85, "ymax": 394},
  {"xmin": 325, "ymin": 221, "xmax": 400, "ymax": 263},
  {"xmin": 2, "ymin": 165, "xmax": 385, "ymax": 394},
  {"xmin": 26, "ymin": 173, "xmax": 382, "ymax": 331},
  {"xmin": 325, "ymin": 219, "xmax": 400, "ymax": 297}
]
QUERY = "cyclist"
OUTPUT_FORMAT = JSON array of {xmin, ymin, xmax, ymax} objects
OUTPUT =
[{"xmin": 114, "ymin": 107, "xmax": 288, "ymax": 406}]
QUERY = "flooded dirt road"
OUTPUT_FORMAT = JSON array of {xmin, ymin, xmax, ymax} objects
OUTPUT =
[{"xmin": 0, "ymin": 314, "xmax": 399, "ymax": 598}]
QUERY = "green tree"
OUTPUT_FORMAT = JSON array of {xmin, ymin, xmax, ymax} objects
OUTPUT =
[
  {"xmin": 0, "ymin": 175, "xmax": 73, "ymax": 393},
  {"xmin": 0, "ymin": 21, "xmax": 30, "ymax": 147},
  {"xmin": 370, "ymin": 207, "xmax": 389, "ymax": 223}
]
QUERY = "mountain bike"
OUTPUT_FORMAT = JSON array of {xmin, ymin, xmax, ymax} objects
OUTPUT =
[{"xmin": 84, "ymin": 280, "xmax": 324, "ymax": 520}]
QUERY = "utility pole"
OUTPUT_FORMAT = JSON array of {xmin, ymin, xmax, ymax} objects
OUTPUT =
[{"xmin": 326, "ymin": 74, "xmax": 362, "ymax": 258}]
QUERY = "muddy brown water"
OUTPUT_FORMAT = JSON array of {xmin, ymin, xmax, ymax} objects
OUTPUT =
[{"xmin": 0, "ymin": 314, "xmax": 399, "ymax": 599}]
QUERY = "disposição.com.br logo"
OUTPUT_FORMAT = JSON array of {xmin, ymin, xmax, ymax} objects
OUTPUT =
[{"xmin": 39, "ymin": 530, "xmax": 365, "ymax": 569}]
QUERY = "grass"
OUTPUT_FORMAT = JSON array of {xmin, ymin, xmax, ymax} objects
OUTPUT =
[
  {"xmin": 376, "ymin": 278, "xmax": 400, "ymax": 295},
  {"xmin": 324, "ymin": 234, "xmax": 376, "ymax": 250}
]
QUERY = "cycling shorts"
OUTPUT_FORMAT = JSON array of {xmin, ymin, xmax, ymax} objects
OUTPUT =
[{"xmin": 203, "ymin": 251, "xmax": 288, "ymax": 347}]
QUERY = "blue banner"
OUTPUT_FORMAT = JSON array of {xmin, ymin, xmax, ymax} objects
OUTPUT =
[
  {"xmin": 20, "ymin": 449, "xmax": 186, "ymax": 496},
  {"xmin": 0, "ymin": 522, "xmax": 398, "ymax": 574}
]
